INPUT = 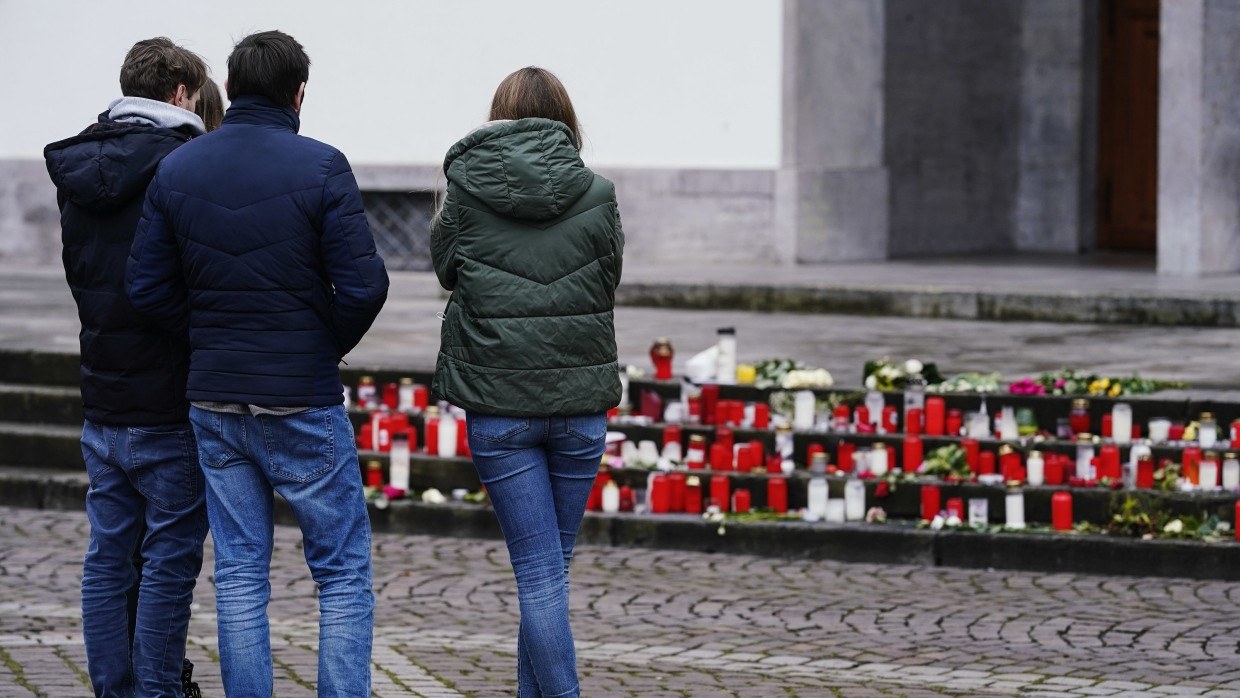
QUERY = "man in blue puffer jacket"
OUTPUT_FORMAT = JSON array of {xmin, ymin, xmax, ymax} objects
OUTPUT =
[{"xmin": 126, "ymin": 30, "xmax": 388, "ymax": 697}]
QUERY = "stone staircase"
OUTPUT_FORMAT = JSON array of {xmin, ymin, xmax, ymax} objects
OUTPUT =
[{"xmin": 3, "ymin": 349, "xmax": 1240, "ymax": 580}]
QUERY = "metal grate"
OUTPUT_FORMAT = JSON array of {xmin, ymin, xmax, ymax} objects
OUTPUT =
[{"xmin": 361, "ymin": 191, "xmax": 436, "ymax": 271}]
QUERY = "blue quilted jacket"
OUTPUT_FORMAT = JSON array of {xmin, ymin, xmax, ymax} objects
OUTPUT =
[{"xmin": 126, "ymin": 96, "xmax": 389, "ymax": 406}]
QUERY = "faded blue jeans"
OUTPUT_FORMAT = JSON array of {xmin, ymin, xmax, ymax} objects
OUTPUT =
[
  {"xmin": 467, "ymin": 412, "xmax": 607, "ymax": 698},
  {"xmin": 189, "ymin": 405, "xmax": 374, "ymax": 697},
  {"xmin": 80, "ymin": 419, "xmax": 206, "ymax": 698}
]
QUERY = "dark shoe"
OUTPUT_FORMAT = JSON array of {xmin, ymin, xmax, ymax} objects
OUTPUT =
[{"xmin": 182, "ymin": 658, "xmax": 202, "ymax": 698}]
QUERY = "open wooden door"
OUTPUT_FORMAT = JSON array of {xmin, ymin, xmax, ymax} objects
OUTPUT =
[{"xmin": 1097, "ymin": 0, "xmax": 1160, "ymax": 251}]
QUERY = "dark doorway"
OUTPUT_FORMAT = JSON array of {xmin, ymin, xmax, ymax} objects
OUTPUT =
[{"xmin": 1097, "ymin": 0, "xmax": 1160, "ymax": 251}]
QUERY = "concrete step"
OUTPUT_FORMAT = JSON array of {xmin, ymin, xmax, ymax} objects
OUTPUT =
[
  {"xmin": 0, "ymin": 350, "xmax": 78, "ymax": 387},
  {"xmin": 0, "ymin": 383, "xmax": 81, "ymax": 425},
  {"xmin": 0, "ymin": 421, "xmax": 81, "ymax": 469},
  {"xmin": 2, "ymin": 465, "xmax": 1235, "ymax": 581}
]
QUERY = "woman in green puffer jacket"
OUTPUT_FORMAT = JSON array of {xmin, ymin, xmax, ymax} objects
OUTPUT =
[{"xmin": 430, "ymin": 66, "xmax": 623, "ymax": 698}]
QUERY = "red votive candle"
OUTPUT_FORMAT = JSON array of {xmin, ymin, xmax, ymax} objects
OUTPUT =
[
  {"xmin": 806, "ymin": 442, "xmax": 825, "ymax": 470},
  {"xmin": 1101, "ymin": 414, "xmax": 1113, "ymax": 439},
  {"xmin": 365, "ymin": 461, "xmax": 384, "ymax": 488},
  {"xmin": 425, "ymin": 416, "xmax": 439, "ymax": 455},
  {"xmin": 736, "ymin": 446, "xmax": 753, "ymax": 472},
  {"xmin": 904, "ymin": 435, "xmax": 924, "ymax": 473},
  {"xmin": 642, "ymin": 390, "xmax": 663, "ymax": 421},
  {"xmin": 1099, "ymin": 444, "xmax": 1121, "ymax": 480},
  {"xmin": 730, "ymin": 400, "xmax": 745, "ymax": 427},
  {"xmin": 854, "ymin": 405, "xmax": 870, "ymax": 430},
  {"xmin": 1132, "ymin": 424, "xmax": 1142, "ymax": 440},
  {"xmin": 1045, "ymin": 454, "xmax": 1065, "ymax": 485},
  {"xmin": 1183, "ymin": 446, "xmax": 1202, "ymax": 485},
  {"xmin": 882, "ymin": 405, "xmax": 899, "ymax": 434},
  {"xmin": 667, "ymin": 471, "xmax": 686, "ymax": 513},
  {"xmin": 587, "ymin": 474, "xmax": 605, "ymax": 511},
  {"xmin": 1169, "ymin": 423, "xmax": 1185, "ymax": 441},
  {"xmin": 979, "ymin": 451, "xmax": 996, "ymax": 475},
  {"xmin": 925, "ymin": 397, "xmax": 946, "ymax": 436},
  {"xmin": 833, "ymin": 403, "xmax": 851, "ymax": 431},
  {"xmin": 946, "ymin": 408, "xmax": 964, "ymax": 437},
  {"xmin": 962, "ymin": 438, "xmax": 980, "ymax": 474},
  {"xmin": 457, "ymin": 420, "xmax": 470, "ymax": 458},
  {"xmin": 715, "ymin": 426, "xmax": 734, "ymax": 456},
  {"xmin": 710, "ymin": 474, "xmax": 730, "ymax": 512},
  {"xmin": 753, "ymin": 403, "xmax": 770, "ymax": 429},
  {"xmin": 906, "ymin": 407, "xmax": 924, "ymax": 437},
  {"xmin": 1136, "ymin": 455, "xmax": 1154, "ymax": 488},
  {"xmin": 619, "ymin": 485, "xmax": 634, "ymax": 511},
  {"xmin": 748, "ymin": 440, "xmax": 765, "ymax": 468},
  {"xmin": 767, "ymin": 477, "xmax": 788, "ymax": 513},
  {"xmin": 709, "ymin": 443, "xmax": 733, "ymax": 471},
  {"xmin": 684, "ymin": 477, "xmax": 703, "ymax": 514},
  {"xmin": 838, "ymin": 441, "xmax": 856, "ymax": 473},
  {"xmin": 766, "ymin": 455, "xmax": 782, "ymax": 474},
  {"xmin": 382, "ymin": 382, "xmax": 399, "ymax": 410},
  {"xmin": 946, "ymin": 497, "xmax": 965, "ymax": 520},
  {"xmin": 732, "ymin": 488, "xmax": 751, "ymax": 513},
  {"xmin": 1052, "ymin": 491, "xmax": 1073, "ymax": 531},
  {"xmin": 412, "ymin": 384, "xmax": 429, "ymax": 410},
  {"xmin": 701, "ymin": 384, "xmax": 719, "ymax": 426},
  {"xmin": 920, "ymin": 484, "xmax": 941, "ymax": 521},
  {"xmin": 663, "ymin": 424, "xmax": 682, "ymax": 448},
  {"xmin": 999, "ymin": 447, "xmax": 1022, "ymax": 482},
  {"xmin": 650, "ymin": 474, "xmax": 670, "ymax": 513}
]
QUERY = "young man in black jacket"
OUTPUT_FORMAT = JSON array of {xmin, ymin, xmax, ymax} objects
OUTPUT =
[{"xmin": 44, "ymin": 37, "xmax": 209, "ymax": 698}]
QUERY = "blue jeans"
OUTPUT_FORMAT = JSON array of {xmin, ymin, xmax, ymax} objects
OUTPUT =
[
  {"xmin": 189, "ymin": 405, "xmax": 374, "ymax": 698},
  {"xmin": 80, "ymin": 419, "xmax": 207, "ymax": 698},
  {"xmin": 467, "ymin": 412, "xmax": 607, "ymax": 698}
]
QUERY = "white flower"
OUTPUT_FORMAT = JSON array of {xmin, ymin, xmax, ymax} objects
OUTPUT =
[
  {"xmin": 1163, "ymin": 519, "xmax": 1183, "ymax": 534},
  {"xmin": 864, "ymin": 375, "xmax": 878, "ymax": 389},
  {"xmin": 945, "ymin": 515, "xmax": 962, "ymax": 527},
  {"xmin": 421, "ymin": 488, "xmax": 447, "ymax": 504},
  {"xmin": 780, "ymin": 368, "xmax": 835, "ymax": 389},
  {"xmin": 878, "ymin": 365, "xmax": 899, "ymax": 379},
  {"xmin": 904, "ymin": 359, "xmax": 924, "ymax": 375}
]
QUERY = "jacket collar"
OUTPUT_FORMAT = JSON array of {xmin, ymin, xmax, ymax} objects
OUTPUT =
[{"xmin": 221, "ymin": 95, "xmax": 301, "ymax": 133}]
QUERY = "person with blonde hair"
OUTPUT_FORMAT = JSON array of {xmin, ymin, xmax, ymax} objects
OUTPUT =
[{"xmin": 431, "ymin": 66, "xmax": 624, "ymax": 697}]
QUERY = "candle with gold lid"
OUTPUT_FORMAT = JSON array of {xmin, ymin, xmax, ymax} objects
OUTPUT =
[{"xmin": 649, "ymin": 338, "xmax": 674, "ymax": 381}]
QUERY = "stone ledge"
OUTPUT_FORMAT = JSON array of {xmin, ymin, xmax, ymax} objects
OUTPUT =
[{"xmin": 5, "ymin": 467, "xmax": 1235, "ymax": 581}]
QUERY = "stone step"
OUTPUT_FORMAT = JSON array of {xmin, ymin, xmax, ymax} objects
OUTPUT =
[
  {"xmin": 0, "ymin": 350, "xmax": 78, "ymax": 387},
  {"xmin": 2, "ymin": 465, "xmax": 1235, "ymax": 582},
  {"xmin": 0, "ymin": 383, "xmax": 81, "ymax": 425},
  {"xmin": 0, "ymin": 421, "xmax": 82, "ymax": 469}
]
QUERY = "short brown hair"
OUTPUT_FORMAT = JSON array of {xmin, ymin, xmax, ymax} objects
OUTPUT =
[
  {"xmin": 489, "ymin": 67, "xmax": 581, "ymax": 148},
  {"xmin": 119, "ymin": 37, "xmax": 208, "ymax": 102},
  {"xmin": 195, "ymin": 80, "xmax": 225, "ymax": 132}
]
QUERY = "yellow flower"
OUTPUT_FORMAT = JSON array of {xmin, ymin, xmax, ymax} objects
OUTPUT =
[
  {"xmin": 1099, "ymin": 378, "xmax": 1111, "ymax": 389},
  {"xmin": 1108, "ymin": 383, "xmax": 1122, "ymax": 397},
  {"xmin": 1088, "ymin": 380, "xmax": 1106, "ymax": 394}
]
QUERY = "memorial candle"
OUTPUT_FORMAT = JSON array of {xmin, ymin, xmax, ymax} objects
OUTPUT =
[
  {"xmin": 1100, "ymin": 413, "xmax": 1113, "ymax": 439},
  {"xmin": 366, "ymin": 460, "xmax": 384, "ymax": 489},
  {"xmin": 424, "ymin": 406, "xmax": 440, "ymax": 455},
  {"xmin": 710, "ymin": 474, "xmax": 731, "ymax": 512},
  {"xmin": 1044, "ymin": 453, "xmax": 1065, "ymax": 485},
  {"xmin": 684, "ymin": 476, "xmax": 703, "ymax": 514},
  {"xmin": 748, "ymin": 440, "xmax": 766, "ymax": 469},
  {"xmin": 833, "ymin": 403, "xmax": 851, "ymax": 432},
  {"xmin": 794, "ymin": 390, "xmax": 816, "ymax": 430},
  {"xmin": 735, "ymin": 446, "xmax": 753, "ymax": 472},
  {"xmin": 1223, "ymin": 453, "xmax": 1240, "ymax": 491},
  {"xmin": 806, "ymin": 443, "xmax": 826, "ymax": 472},
  {"xmin": 844, "ymin": 480, "xmax": 866, "ymax": 520},
  {"xmin": 904, "ymin": 435, "xmax": 924, "ymax": 473},
  {"xmin": 1051, "ymin": 491, "xmax": 1073, "ymax": 531},
  {"xmin": 1135, "ymin": 454, "xmax": 1155, "ymax": 488},
  {"xmin": 389, "ymin": 432, "xmax": 411, "ymax": 491},
  {"xmin": 709, "ymin": 443, "xmax": 732, "ymax": 471},
  {"xmin": 700, "ymin": 384, "xmax": 719, "ymax": 426},
  {"xmin": 1098, "ymin": 444, "xmax": 1121, "ymax": 481},
  {"xmin": 685, "ymin": 435, "xmax": 707, "ymax": 469},
  {"xmin": 920, "ymin": 484, "xmax": 941, "ymax": 521},
  {"xmin": 668, "ymin": 472, "xmax": 686, "ymax": 512},
  {"xmin": 398, "ymin": 378, "xmax": 415, "ymax": 411},
  {"xmin": 650, "ymin": 474, "xmax": 670, "ymax": 513},
  {"xmin": 1026, "ymin": 450, "xmax": 1045, "ymax": 486},
  {"xmin": 767, "ymin": 477, "xmax": 788, "ymax": 513},
  {"xmin": 962, "ymin": 438, "xmax": 980, "ymax": 474},
  {"xmin": 1200, "ymin": 452, "xmax": 1219, "ymax": 490},
  {"xmin": 945, "ymin": 497, "xmax": 965, "ymax": 521},
  {"xmin": 663, "ymin": 424, "xmax": 683, "ymax": 448},
  {"xmin": 882, "ymin": 405, "xmax": 899, "ymax": 435},
  {"xmin": 1069, "ymin": 399, "xmax": 1091, "ymax": 435},
  {"xmin": 413, "ymin": 383, "xmax": 429, "ymax": 410},
  {"xmin": 906, "ymin": 407, "xmax": 924, "ymax": 437},
  {"xmin": 870, "ymin": 443, "xmax": 889, "ymax": 476},
  {"xmin": 807, "ymin": 477, "xmax": 828, "ymax": 518},
  {"xmin": 715, "ymin": 426, "xmax": 734, "ymax": 457},
  {"xmin": 1005, "ymin": 488, "xmax": 1026, "ymax": 529},
  {"xmin": 946, "ymin": 409, "xmax": 964, "ymax": 437},
  {"xmin": 999, "ymin": 445, "xmax": 1022, "ymax": 483},
  {"xmin": 601, "ymin": 481, "xmax": 620, "ymax": 513},
  {"xmin": 382, "ymin": 382, "xmax": 399, "ymax": 410},
  {"xmin": 1112, "ymin": 403, "xmax": 1132, "ymax": 446},
  {"xmin": 979, "ymin": 450, "xmax": 996, "ymax": 476},
  {"xmin": 753, "ymin": 403, "xmax": 770, "ymax": 429},
  {"xmin": 732, "ymin": 488, "xmax": 751, "ymax": 513},
  {"xmin": 925, "ymin": 397, "xmax": 946, "ymax": 436},
  {"xmin": 1183, "ymin": 446, "xmax": 1202, "ymax": 486},
  {"xmin": 837, "ymin": 441, "xmax": 856, "ymax": 473}
]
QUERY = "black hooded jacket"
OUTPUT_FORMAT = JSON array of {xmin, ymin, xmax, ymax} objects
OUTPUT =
[{"xmin": 45, "ymin": 116, "xmax": 196, "ymax": 425}]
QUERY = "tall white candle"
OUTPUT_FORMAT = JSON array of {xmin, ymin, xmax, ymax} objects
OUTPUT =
[
  {"xmin": 998, "ymin": 406, "xmax": 1018, "ymax": 441},
  {"xmin": 794, "ymin": 390, "xmax": 816, "ymax": 430},
  {"xmin": 825, "ymin": 499, "xmax": 845, "ymax": 523},
  {"xmin": 1223, "ymin": 454, "xmax": 1240, "ymax": 491},
  {"xmin": 1005, "ymin": 490, "xmax": 1026, "ymax": 529},
  {"xmin": 1026, "ymin": 451, "xmax": 1044, "ymax": 486},
  {"xmin": 807, "ymin": 477, "xmax": 828, "ymax": 518},
  {"xmin": 1199, "ymin": 457, "xmax": 1219, "ymax": 490},
  {"xmin": 438, "ymin": 410, "xmax": 458, "ymax": 458},
  {"xmin": 601, "ymin": 481, "xmax": 620, "ymax": 513},
  {"xmin": 844, "ymin": 480, "xmax": 866, "ymax": 521},
  {"xmin": 1076, "ymin": 442, "xmax": 1095, "ymax": 480},
  {"xmin": 1148, "ymin": 418, "xmax": 1171, "ymax": 443},
  {"xmin": 389, "ymin": 432, "xmax": 410, "ymax": 491},
  {"xmin": 869, "ymin": 444, "xmax": 889, "ymax": 476},
  {"xmin": 1111, "ymin": 403, "xmax": 1132, "ymax": 445}
]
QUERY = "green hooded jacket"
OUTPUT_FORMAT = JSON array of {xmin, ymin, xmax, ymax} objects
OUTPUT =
[{"xmin": 431, "ymin": 118, "xmax": 624, "ymax": 416}]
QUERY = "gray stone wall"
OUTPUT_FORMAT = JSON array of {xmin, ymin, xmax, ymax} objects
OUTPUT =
[
  {"xmin": 0, "ymin": 159, "xmax": 779, "ymax": 268},
  {"xmin": 884, "ymin": 0, "xmax": 1025, "ymax": 256},
  {"xmin": 1158, "ymin": 0, "xmax": 1240, "ymax": 275},
  {"xmin": 0, "ymin": 161, "xmax": 60, "ymax": 267}
]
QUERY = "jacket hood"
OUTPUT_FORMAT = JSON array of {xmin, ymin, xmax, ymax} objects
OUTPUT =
[
  {"xmin": 443, "ymin": 118, "xmax": 594, "ymax": 221},
  {"xmin": 44, "ymin": 120, "xmax": 192, "ymax": 212}
]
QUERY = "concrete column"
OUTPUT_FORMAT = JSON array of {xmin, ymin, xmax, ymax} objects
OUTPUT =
[
  {"xmin": 777, "ymin": 0, "xmax": 889, "ymax": 263},
  {"xmin": 1158, "ymin": 0, "xmax": 1240, "ymax": 275}
]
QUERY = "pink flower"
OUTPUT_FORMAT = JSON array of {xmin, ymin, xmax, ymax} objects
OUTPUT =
[{"xmin": 1055, "ymin": 378, "xmax": 1066, "ymax": 388}]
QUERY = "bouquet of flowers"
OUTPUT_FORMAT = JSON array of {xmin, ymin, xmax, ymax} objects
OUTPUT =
[
  {"xmin": 1018, "ymin": 369, "xmax": 1188, "ymax": 397},
  {"xmin": 929, "ymin": 372, "xmax": 1003, "ymax": 394},
  {"xmin": 863, "ymin": 357, "xmax": 943, "ymax": 390}
]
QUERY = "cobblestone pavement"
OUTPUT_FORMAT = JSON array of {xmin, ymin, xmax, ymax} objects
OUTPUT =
[{"xmin": 3, "ymin": 508, "xmax": 1240, "ymax": 697}]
